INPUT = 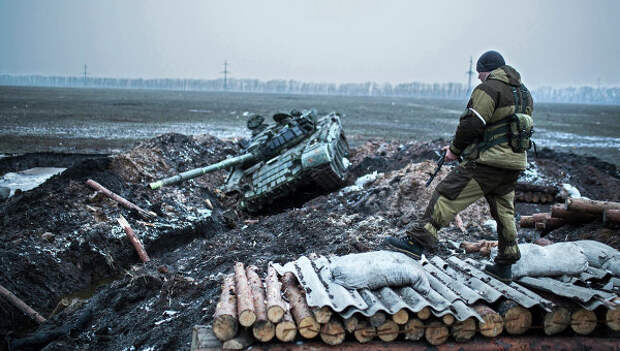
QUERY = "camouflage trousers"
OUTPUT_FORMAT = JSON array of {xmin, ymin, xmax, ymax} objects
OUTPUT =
[{"xmin": 408, "ymin": 161, "xmax": 522, "ymax": 265}]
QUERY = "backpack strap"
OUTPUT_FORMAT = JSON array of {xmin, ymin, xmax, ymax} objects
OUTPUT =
[
  {"xmin": 520, "ymin": 84, "xmax": 529, "ymax": 113},
  {"xmin": 476, "ymin": 115, "xmax": 514, "ymax": 153}
]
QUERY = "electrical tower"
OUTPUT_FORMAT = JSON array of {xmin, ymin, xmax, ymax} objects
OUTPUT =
[
  {"xmin": 466, "ymin": 57, "xmax": 474, "ymax": 97},
  {"xmin": 83, "ymin": 64, "xmax": 88, "ymax": 86},
  {"xmin": 221, "ymin": 60, "xmax": 230, "ymax": 90}
]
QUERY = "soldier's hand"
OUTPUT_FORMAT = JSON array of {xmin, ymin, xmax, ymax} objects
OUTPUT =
[{"xmin": 442, "ymin": 145, "xmax": 458, "ymax": 161}]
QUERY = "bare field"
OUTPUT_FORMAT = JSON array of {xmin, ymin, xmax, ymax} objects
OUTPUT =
[{"xmin": 1, "ymin": 85, "xmax": 619, "ymax": 165}]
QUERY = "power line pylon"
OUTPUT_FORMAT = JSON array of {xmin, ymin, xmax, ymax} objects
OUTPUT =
[
  {"xmin": 466, "ymin": 57, "xmax": 474, "ymax": 97},
  {"xmin": 221, "ymin": 60, "xmax": 230, "ymax": 90},
  {"xmin": 83, "ymin": 64, "xmax": 88, "ymax": 86}
]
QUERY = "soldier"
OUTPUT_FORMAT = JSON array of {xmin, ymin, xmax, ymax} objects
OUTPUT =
[{"xmin": 384, "ymin": 50, "xmax": 534, "ymax": 282}]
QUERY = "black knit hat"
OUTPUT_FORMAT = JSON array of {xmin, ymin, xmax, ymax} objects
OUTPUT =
[{"xmin": 476, "ymin": 50, "xmax": 505, "ymax": 73}]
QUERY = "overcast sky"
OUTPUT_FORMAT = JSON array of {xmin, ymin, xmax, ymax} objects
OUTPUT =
[{"xmin": 1, "ymin": 0, "xmax": 619, "ymax": 88}]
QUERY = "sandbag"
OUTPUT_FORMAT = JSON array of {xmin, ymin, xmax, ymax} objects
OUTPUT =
[
  {"xmin": 329, "ymin": 250, "xmax": 430, "ymax": 293},
  {"xmin": 576, "ymin": 240, "xmax": 620, "ymax": 276},
  {"xmin": 491, "ymin": 242, "xmax": 588, "ymax": 279}
]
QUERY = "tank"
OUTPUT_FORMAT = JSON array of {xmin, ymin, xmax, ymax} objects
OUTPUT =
[{"xmin": 149, "ymin": 109, "xmax": 350, "ymax": 212}]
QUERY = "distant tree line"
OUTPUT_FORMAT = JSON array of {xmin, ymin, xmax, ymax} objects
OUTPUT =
[{"xmin": 1, "ymin": 74, "xmax": 618, "ymax": 105}]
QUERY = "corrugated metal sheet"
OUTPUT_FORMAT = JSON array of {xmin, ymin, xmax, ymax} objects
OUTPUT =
[{"xmin": 272, "ymin": 251, "xmax": 619, "ymax": 323}]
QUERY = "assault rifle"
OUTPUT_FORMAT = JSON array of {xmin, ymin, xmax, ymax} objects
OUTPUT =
[{"xmin": 425, "ymin": 149, "xmax": 446, "ymax": 187}]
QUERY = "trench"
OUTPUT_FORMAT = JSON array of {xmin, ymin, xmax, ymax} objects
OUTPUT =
[{"xmin": 0, "ymin": 152, "xmax": 231, "ymax": 344}]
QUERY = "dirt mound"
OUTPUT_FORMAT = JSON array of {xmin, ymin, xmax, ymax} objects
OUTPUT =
[
  {"xmin": 0, "ymin": 133, "xmax": 237, "ymax": 339},
  {"xmin": 1, "ymin": 136, "xmax": 619, "ymax": 350}
]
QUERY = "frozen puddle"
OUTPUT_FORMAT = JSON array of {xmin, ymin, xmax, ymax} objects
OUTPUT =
[
  {"xmin": 536, "ymin": 129, "xmax": 620, "ymax": 149},
  {"xmin": 0, "ymin": 123, "xmax": 247, "ymax": 140},
  {"xmin": 0, "ymin": 167, "xmax": 66, "ymax": 197}
]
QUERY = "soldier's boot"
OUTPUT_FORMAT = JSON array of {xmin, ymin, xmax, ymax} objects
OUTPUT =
[
  {"xmin": 484, "ymin": 263, "xmax": 513, "ymax": 283},
  {"xmin": 382, "ymin": 236, "xmax": 425, "ymax": 260},
  {"xmin": 383, "ymin": 221, "xmax": 435, "ymax": 260}
]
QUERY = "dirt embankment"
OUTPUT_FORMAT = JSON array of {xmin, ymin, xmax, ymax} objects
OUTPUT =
[{"xmin": 1, "ymin": 134, "xmax": 619, "ymax": 350}]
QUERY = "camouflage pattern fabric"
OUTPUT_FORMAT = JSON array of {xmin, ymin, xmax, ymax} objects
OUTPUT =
[
  {"xmin": 408, "ymin": 161, "xmax": 521, "ymax": 264},
  {"xmin": 448, "ymin": 65, "xmax": 534, "ymax": 171}
]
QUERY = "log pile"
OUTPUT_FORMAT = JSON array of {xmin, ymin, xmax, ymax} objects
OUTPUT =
[
  {"xmin": 520, "ymin": 198, "xmax": 620, "ymax": 232},
  {"xmin": 515, "ymin": 183, "xmax": 558, "ymax": 204},
  {"xmin": 206, "ymin": 262, "xmax": 619, "ymax": 349}
]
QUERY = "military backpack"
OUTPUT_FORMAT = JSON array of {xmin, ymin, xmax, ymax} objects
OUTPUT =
[{"xmin": 477, "ymin": 84, "xmax": 535, "ymax": 154}]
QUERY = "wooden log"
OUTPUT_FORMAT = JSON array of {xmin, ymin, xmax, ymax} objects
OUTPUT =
[
  {"xmin": 474, "ymin": 304, "xmax": 504, "ymax": 337},
  {"xmin": 246, "ymin": 265, "xmax": 274, "ymax": 342},
  {"xmin": 571, "ymin": 308, "xmax": 597, "ymax": 335},
  {"xmin": 532, "ymin": 192, "xmax": 541, "ymax": 203},
  {"xmin": 282, "ymin": 272, "xmax": 319, "ymax": 339},
  {"xmin": 392, "ymin": 309, "xmax": 409, "ymax": 325},
  {"xmin": 519, "ymin": 215, "xmax": 535, "ymax": 228},
  {"xmin": 117, "ymin": 215, "xmax": 150, "ymax": 263},
  {"xmin": 353, "ymin": 320, "xmax": 376, "ymax": 343},
  {"xmin": 376, "ymin": 319, "xmax": 399, "ymax": 342},
  {"xmin": 213, "ymin": 274, "xmax": 238, "ymax": 341},
  {"xmin": 603, "ymin": 209, "xmax": 620, "ymax": 226},
  {"xmin": 404, "ymin": 318, "xmax": 424, "ymax": 341},
  {"xmin": 275, "ymin": 308, "xmax": 297, "ymax": 342},
  {"xmin": 532, "ymin": 212, "xmax": 552, "ymax": 222},
  {"xmin": 442, "ymin": 314, "xmax": 455, "ymax": 326},
  {"xmin": 234, "ymin": 262, "xmax": 256, "ymax": 327},
  {"xmin": 497, "ymin": 300, "xmax": 532, "ymax": 335},
  {"xmin": 312, "ymin": 306, "xmax": 333, "ymax": 324},
  {"xmin": 606, "ymin": 305, "xmax": 620, "ymax": 331},
  {"xmin": 222, "ymin": 329, "xmax": 253, "ymax": 350},
  {"xmin": 543, "ymin": 306, "xmax": 571, "ymax": 336},
  {"xmin": 424, "ymin": 320, "xmax": 449, "ymax": 346},
  {"xmin": 543, "ymin": 217, "xmax": 567, "ymax": 231},
  {"xmin": 0, "ymin": 284, "xmax": 46, "ymax": 324},
  {"xmin": 567, "ymin": 198, "xmax": 620, "ymax": 215},
  {"xmin": 416, "ymin": 306, "xmax": 431, "ymax": 320},
  {"xmin": 344, "ymin": 315, "xmax": 359, "ymax": 333},
  {"xmin": 451, "ymin": 317, "xmax": 476, "ymax": 342},
  {"xmin": 369, "ymin": 311, "xmax": 386, "ymax": 327},
  {"xmin": 543, "ymin": 193, "xmax": 555, "ymax": 204},
  {"xmin": 551, "ymin": 204, "xmax": 597, "ymax": 223},
  {"xmin": 320, "ymin": 320, "xmax": 346, "ymax": 345},
  {"xmin": 516, "ymin": 182, "xmax": 559, "ymax": 194},
  {"xmin": 515, "ymin": 191, "xmax": 524, "ymax": 201},
  {"xmin": 190, "ymin": 325, "xmax": 221, "ymax": 351},
  {"xmin": 539, "ymin": 193, "xmax": 548, "ymax": 204},
  {"xmin": 535, "ymin": 221, "xmax": 546, "ymax": 231},
  {"xmin": 524, "ymin": 191, "xmax": 533, "ymax": 203},
  {"xmin": 86, "ymin": 179, "xmax": 156, "ymax": 219},
  {"xmin": 265, "ymin": 266, "xmax": 286, "ymax": 323}
]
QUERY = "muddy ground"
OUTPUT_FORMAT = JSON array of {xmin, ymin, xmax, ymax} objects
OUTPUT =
[
  {"xmin": 1, "ymin": 134, "xmax": 619, "ymax": 350},
  {"xmin": 2, "ymin": 86, "xmax": 620, "ymax": 167}
]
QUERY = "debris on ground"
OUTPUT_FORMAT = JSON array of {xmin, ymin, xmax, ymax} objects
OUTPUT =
[{"xmin": 1, "ymin": 133, "xmax": 619, "ymax": 350}]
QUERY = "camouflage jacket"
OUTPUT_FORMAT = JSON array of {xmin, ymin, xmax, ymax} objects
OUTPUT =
[{"xmin": 449, "ymin": 65, "xmax": 534, "ymax": 170}]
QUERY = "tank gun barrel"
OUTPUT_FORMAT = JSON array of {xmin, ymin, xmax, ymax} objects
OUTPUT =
[{"xmin": 149, "ymin": 153, "xmax": 255, "ymax": 190}]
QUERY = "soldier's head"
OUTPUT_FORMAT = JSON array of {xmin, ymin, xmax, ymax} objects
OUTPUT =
[{"xmin": 476, "ymin": 50, "xmax": 505, "ymax": 81}]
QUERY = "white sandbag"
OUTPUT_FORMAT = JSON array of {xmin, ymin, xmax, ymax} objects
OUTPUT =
[
  {"xmin": 491, "ymin": 242, "xmax": 588, "ymax": 279},
  {"xmin": 329, "ymin": 250, "xmax": 430, "ymax": 294},
  {"xmin": 576, "ymin": 240, "xmax": 620, "ymax": 276}
]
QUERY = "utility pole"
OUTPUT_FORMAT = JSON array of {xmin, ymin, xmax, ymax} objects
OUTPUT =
[
  {"xmin": 221, "ymin": 60, "xmax": 230, "ymax": 90},
  {"xmin": 466, "ymin": 57, "xmax": 474, "ymax": 97},
  {"xmin": 83, "ymin": 64, "xmax": 88, "ymax": 86}
]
